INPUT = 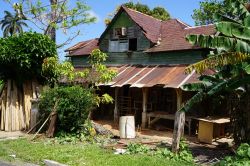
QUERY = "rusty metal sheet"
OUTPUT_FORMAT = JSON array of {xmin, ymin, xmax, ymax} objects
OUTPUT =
[
  {"xmin": 126, "ymin": 66, "xmax": 153, "ymax": 85},
  {"xmin": 111, "ymin": 66, "xmax": 145, "ymax": 87},
  {"xmin": 133, "ymin": 66, "xmax": 170, "ymax": 87}
]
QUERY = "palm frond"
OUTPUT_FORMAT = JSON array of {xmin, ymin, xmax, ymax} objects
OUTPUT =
[{"xmin": 185, "ymin": 52, "xmax": 249, "ymax": 74}]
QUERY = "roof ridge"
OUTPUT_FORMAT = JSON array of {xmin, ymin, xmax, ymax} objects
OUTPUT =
[
  {"xmin": 175, "ymin": 19, "xmax": 191, "ymax": 28},
  {"xmin": 121, "ymin": 5, "xmax": 162, "ymax": 22},
  {"xmin": 184, "ymin": 24, "xmax": 214, "ymax": 29},
  {"xmin": 65, "ymin": 38, "xmax": 98, "ymax": 52},
  {"xmin": 78, "ymin": 38, "xmax": 97, "ymax": 50}
]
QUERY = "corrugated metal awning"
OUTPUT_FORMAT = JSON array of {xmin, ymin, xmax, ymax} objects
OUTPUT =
[{"xmin": 105, "ymin": 65, "xmax": 200, "ymax": 88}]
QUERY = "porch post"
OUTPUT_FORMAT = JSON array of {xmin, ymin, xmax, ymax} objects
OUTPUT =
[
  {"xmin": 114, "ymin": 87, "xmax": 119, "ymax": 123},
  {"xmin": 142, "ymin": 87, "xmax": 148, "ymax": 129},
  {"xmin": 172, "ymin": 88, "xmax": 185, "ymax": 153}
]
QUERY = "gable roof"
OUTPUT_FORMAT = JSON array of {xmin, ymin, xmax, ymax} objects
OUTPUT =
[
  {"xmin": 99, "ymin": 6, "xmax": 162, "ymax": 44},
  {"xmin": 122, "ymin": 6, "xmax": 162, "ymax": 43},
  {"xmin": 146, "ymin": 22, "xmax": 216, "ymax": 52},
  {"xmin": 66, "ymin": 6, "xmax": 216, "ymax": 56},
  {"xmin": 65, "ymin": 38, "xmax": 99, "ymax": 56}
]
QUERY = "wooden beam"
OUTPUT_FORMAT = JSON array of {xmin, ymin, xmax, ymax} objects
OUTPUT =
[
  {"xmin": 172, "ymin": 88, "xmax": 185, "ymax": 153},
  {"xmin": 114, "ymin": 87, "xmax": 119, "ymax": 123},
  {"xmin": 142, "ymin": 87, "xmax": 148, "ymax": 128}
]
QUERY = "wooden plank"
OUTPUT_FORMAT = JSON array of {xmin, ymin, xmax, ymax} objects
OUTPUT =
[
  {"xmin": 5, "ymin": 80, "xmax": 11, "ymax": 131},
  {"xmin": 195, "ymin": 117, "xmax": 230, "ymax": 124},
  {"xmin": 1, "ymin": 87, "xmax": 6, "ymax": 130},
  {"xmin": 198, "ymin": 121, "xmax": 213, "ymax": 144},
  {"xmin": 19, "ymin": 91, "xmax": 25, "ymax": 130},
  {"xmin": 13, "ymin": 82, "xmax": 19, "ymax": 130}
]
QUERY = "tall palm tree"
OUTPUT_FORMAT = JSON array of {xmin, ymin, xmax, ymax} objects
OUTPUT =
[{"xmin": 0, "ymin": 11, "xmax": 28, "ymax": 37}]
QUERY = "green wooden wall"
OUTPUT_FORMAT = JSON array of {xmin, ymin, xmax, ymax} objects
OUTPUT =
[
  {"xmin": 71, "ymin": 50, "xmax": 205, "ymax": 67},
  {"xmin": 99, "ymin": 11, "xmax": 151, "ymax": 52}
]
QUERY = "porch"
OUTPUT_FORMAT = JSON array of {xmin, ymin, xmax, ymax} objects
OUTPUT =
[{"xmin": 93, "ymin": 65, "xmax": 230, "ymax": 143}]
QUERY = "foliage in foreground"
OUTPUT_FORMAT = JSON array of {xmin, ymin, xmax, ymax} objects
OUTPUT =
[
  {"xmin": 39, "ymin": 86, "xmax": 95, "ymax": 133},
  {"xmin": 0, "ymin": 138, "xmax": 191, "ymax": 166},
  {"xmin": 217, "ymin": 143, "xmax": 250, "ymax": 166},
  {"xmin": 125, "ymin": 139, "xmax": 193, "ymax": 163},
  {"xmin": 40, "ymin": 49, "xmax": 116, "ymax": 135},
  {"xmin": 181, "ymin": 0, "xmax": 250, "ymax": 111},
  {"xmin": 192, "ymin": 0, "xmax": 248, "ymax": 25},
  {"xmin": 0, "ymin": 32, "xmax": 57, "ymax": 83}
]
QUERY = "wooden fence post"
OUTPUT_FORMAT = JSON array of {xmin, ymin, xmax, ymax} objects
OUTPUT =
[
  {"xmin": 172, "ymin": 89, "xmax": 185, "ymax": 153},
  {"xmin": 114, "ymin": 87, "xmax": 119, "ymax": 123},
  {"xmin": 172, "ymin": 110, "xmax": 185, "ymax": 152},
  {"xmin": 142, "ymin": 88, "xmax": 148, "ymax": 129}
]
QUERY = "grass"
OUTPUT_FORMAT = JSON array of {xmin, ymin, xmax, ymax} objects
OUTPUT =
[{"xmin": 0, "ymin": 138, "xmax": 193, "ymax": 166}]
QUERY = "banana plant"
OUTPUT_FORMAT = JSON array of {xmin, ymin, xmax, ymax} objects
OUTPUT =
[
  {"xmin": 186, "ymin": 0, "xmax": 250, "ymax": 74},
  {"xmin": 180, "ymin": 0, "xmax": 250, "ymax": 112}
]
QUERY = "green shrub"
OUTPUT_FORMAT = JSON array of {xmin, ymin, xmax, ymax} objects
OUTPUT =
[
  {"xmin": 124, "ymin": 140, "xmax": 194, "ymax": 163},
  {"xmin": 39, "ymin": 85, "xmax": 95, "ymax": 133},
  {"xmin": 217, "ymin": 143, "xmax": 250, "ymax": 166},
  {"xmin": 156, "ymin": 139, "xmax": 193, "ymax": 163},
  {"xmin": 126, "ymin": 143, "xmax": 150, "ymax": 154}
]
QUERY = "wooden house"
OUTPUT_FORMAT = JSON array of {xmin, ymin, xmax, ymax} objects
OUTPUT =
[{"xmin": 65, "ymin": 6, "xmax": 218, "ymax": 137}]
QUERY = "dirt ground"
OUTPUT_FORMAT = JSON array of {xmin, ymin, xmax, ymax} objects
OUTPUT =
[
  {"xmin": 0, "ymin": 131, "xmax": 25, "ymax": 140},
  {"xmin": 95, "ymin": 120, "xmax": 234, "ymax": 165}
]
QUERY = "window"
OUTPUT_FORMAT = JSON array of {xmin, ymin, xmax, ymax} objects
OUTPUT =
[
  {"xmin": 114, "ymin": 27, "xmax": 127, "ymax": 38},
  {"xmin": 114, "ymin": 28, "xmax": 122, "ymax": 37},
  {"xmin": 129, "ymin": 38, "xmax": 137, "ymax": 51},
  {"xmin": 109, "ymin": 40, "xmax": 128, "ymax": 52}
]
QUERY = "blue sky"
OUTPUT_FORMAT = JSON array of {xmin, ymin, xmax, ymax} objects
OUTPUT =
[{"xmin": 0, "ymin": 0, "xmax": 202, "ymax": 60}]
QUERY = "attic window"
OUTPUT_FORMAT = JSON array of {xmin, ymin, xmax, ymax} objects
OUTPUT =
[
  {"xmin": 109, "ymin": 39, "xmax": 128, "ymax": 52},
  {"xmin": 114, "ymin": 27, "xmax": 127, "ymax": 38},
  {"xmin": 129, "ymin": 38, "xmax": 137, "ymax": 51}
]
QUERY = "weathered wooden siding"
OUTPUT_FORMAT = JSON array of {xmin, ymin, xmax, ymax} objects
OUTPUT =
[
  {"xmin": 71, "ymin": 56, "xmax": 89, "ymax": 68},
  {"xmin": 99, "ymin": 11, "xmax": 151, "ymax": 52},
  {"xmin": 71, "ymin": 50, "xmax": 205, "ymax": 67}
]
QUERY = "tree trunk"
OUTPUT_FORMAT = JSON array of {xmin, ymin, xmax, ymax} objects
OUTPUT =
[
  {"xmin": 47, "ymin": 0, "xmax": 57, "ymax": 42},
  {"xmin": 0, "ymin": 79, "xmax": 39, "ymax": 131}
]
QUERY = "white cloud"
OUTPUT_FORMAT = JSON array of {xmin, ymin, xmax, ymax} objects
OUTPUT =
[{"xmin": 88, "ymin": 10, "xmax": 101, "ymax": 23}]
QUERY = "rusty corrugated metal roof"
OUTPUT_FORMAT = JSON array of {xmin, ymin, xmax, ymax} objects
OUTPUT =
[
  {"xmin": 61, "ymin": 65, "xmax": 209, "ymax": 88},
  {"xmin": 108, "ymin": 65, "xmax": 200, "ymax": 88}
]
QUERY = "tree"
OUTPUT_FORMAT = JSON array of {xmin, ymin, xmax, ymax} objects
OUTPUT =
[
  {"xmin": 0, "ymin": 10, "xmax": 27, "ymax": 37},
  {"xmin": 192, "ymin": 0, "xmax": 249, "ymax": 25},
  {"xmin": 151, "ymin": 7, "xmax": 171, "ymax": 21},
  {"xmin": 4, "ymin": 0, "xmax": 96, "ymax": 46},
  {"xmin": 105, "ymin": 2, "xmax": 170, "ymax": 25}
]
